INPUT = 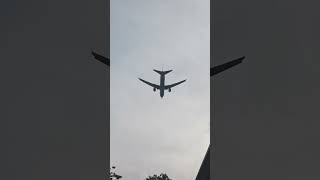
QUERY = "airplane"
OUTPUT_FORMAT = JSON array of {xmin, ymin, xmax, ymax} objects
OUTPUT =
[
  {"xmin": 91, "ymin": 51, "xmax": 110, "ymax": 66},
  {"xmin": 138, "ymin": 70, "xmax": 186, "ymax": 98},
  {"xmin": 91, "ymin": 51, "xmax": 244, "ymax": 180}
]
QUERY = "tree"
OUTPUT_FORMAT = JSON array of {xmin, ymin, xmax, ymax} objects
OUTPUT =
[
  {"xmin": 145, "ymin": 173, "xmax": 172, "ymax": 180},
  {"xmin": 105, "ymin": 166, "xmax": 122, "ymax": 180}
]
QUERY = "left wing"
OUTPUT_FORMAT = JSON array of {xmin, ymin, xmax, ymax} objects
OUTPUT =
[
  {"xmin": 139, "ymin": 78, "xmax": 160, "ymax": 89},
  {"xmin": 92, "ymin": 51, "xmax": 110, "ymax": 66},
  {"xmin": 165, "ymin": 79, "xmax": 187, "ymax": 89},
  {"xmin": 211, "ymin": 56, "xmax": 244, "ymax": 76}
]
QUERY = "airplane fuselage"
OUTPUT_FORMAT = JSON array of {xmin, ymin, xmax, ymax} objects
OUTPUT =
[{"xmin": 159, "ymin": 74, "xmax": 165, "ymax": 98}]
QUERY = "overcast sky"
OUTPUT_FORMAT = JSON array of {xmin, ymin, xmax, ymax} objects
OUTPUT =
[{"xmin": 110, "ymin": 1, "xmax": 210, "ymax": 180}]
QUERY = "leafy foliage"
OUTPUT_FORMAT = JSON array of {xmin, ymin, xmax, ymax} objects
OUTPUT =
[
  {"xmin": 105, "ymin": 167, "xmax": 172, "ymax": 180},
  {"xmin": 145, "ymin": 173, "xmax": 172, "ymax": 180},
  {"xmin": 105, "ymin": 166, "xmax": 122, "ymax": 180}
]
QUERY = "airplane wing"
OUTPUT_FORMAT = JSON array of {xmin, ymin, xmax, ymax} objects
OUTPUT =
[
  {"xmin": 195, "ymin": 146, "xmax": 210, "ymax": 180},
  {"xmin": 92, "ymin": 51, "xmax": 110, "ymax": 66},
  {"xmin": 138, "ymin": 78, "xmax": 160, "ymax": 89},
  {"xmin": 211, "ymin": 56, "xmax": 245, "ymax": 76},
  {"xmin": 165, "ymin": 79, "xmax": 186, "ymax": 89}
]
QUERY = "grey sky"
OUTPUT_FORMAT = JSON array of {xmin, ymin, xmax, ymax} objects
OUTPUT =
[{"xmin": 110, "ymin": 1, "xmax": 210, "ymax": 180}]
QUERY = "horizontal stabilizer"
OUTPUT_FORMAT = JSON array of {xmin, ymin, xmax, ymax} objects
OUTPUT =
[{"xmin": 153, "ymin": 69, "xmax": 173, "ymax": 75}]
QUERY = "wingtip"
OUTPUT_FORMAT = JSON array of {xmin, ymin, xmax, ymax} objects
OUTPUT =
[{"xmin": 91, "ymin": 50, "xmax": 96, "ymax": 57}]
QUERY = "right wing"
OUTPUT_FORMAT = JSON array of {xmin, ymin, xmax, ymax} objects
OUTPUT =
[
  {"xmin": 164, "ymin": 79, "xmax": 187, "ymax": 89},
  {"xmin": 92, "ymin": 51, "xmax": 110, "ymax": 66},
  {"xmin": 211, "ymin": 56, "xmax": 245, "ymax": 76},
  {"xmin": 138, "ymin": 78, "xmax": 160, "ymax": 89}
]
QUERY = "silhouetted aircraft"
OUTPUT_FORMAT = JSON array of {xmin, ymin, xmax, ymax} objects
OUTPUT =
[
  {"xmin": 92, "ymin": 51, "xmax": 109, "ymax": 66},
  {"xmin": 139, "ymin": 70, "xmax": 186, "ymax": 98},
  {"xmin": 210, "ymin": 56, "xmax": 245, "ymax": 76}
]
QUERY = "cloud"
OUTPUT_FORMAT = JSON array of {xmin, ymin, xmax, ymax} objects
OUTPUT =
[{"xmin": 110, "ymin": 0, "xmax": 209, "ymax": 180}]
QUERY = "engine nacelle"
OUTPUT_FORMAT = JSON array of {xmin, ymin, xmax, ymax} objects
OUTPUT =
[
  {"xmin": 168, "ymin": 88, "xmax": 171, "ymax": 92},
  {"xmin": 153, "ymin": 87, "xmax": 156, "ymax": 92}
]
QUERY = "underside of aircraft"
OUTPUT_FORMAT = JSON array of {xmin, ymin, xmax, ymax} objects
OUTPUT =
[{"xmin": 139, "ymin": 69, "xmax": 186, "ymax": 98}]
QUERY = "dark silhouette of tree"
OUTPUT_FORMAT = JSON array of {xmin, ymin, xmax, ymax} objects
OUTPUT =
[
  {"xmin": 145, "ymin": 173, "xmax": 172, "ymax": 180},
  {"xmin": 105, "ymin": 166, "xmax": 122, "ymax": 180}
]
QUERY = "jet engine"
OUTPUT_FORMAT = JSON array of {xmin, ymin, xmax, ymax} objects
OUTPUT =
[
  {"xmin": 168, "ymin": 88, "xmax": 171, "ymax": 92},
  {"xmin": 153, "ymin": 87, "xmax": 156, "ymax": 92}
]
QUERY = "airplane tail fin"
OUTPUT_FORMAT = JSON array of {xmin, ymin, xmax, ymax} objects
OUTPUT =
[{"xmin": 153, "ymin": 69, "xmax": 172, "ymax": 75}]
